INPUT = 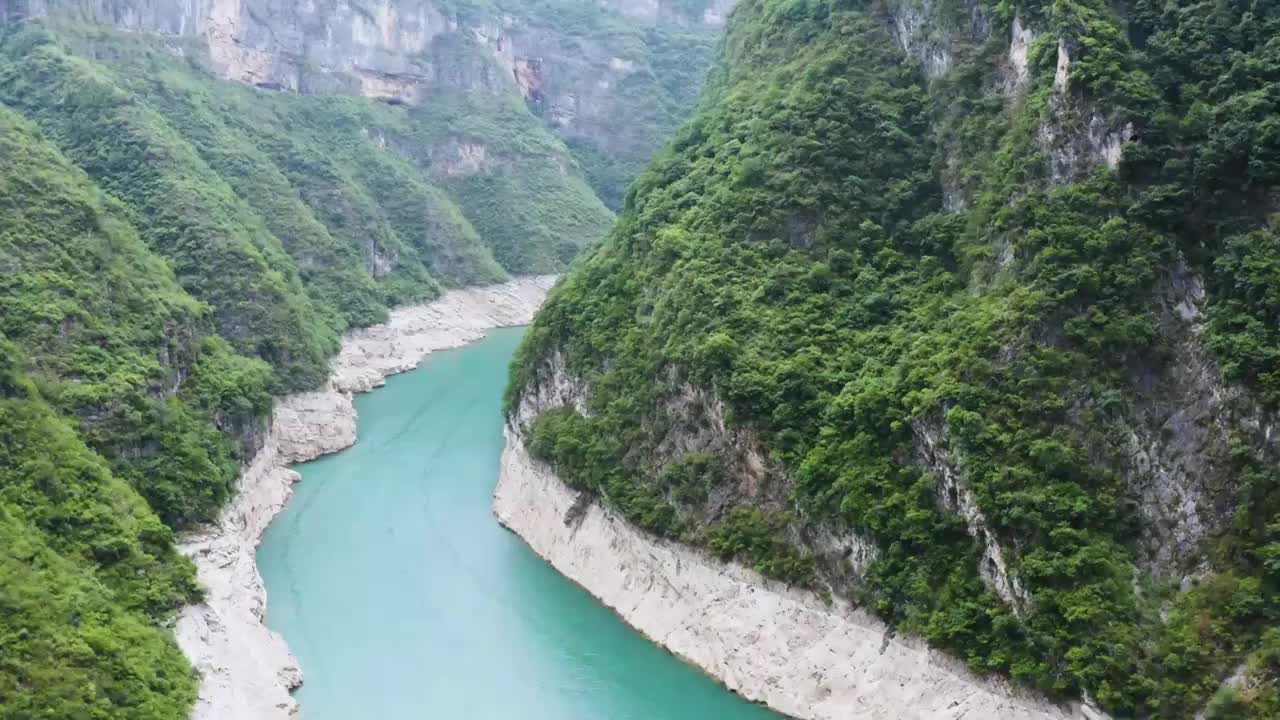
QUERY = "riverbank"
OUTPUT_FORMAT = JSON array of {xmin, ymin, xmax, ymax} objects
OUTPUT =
[
  {"xmin": 493, "ymin": 424, "xmax": 1107, "ymax": 720},
  {"xmin": 174, "ymin": 276, "xmax": 556, "ymax": 720}
]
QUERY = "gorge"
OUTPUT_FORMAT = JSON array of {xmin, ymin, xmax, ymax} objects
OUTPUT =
[
  {"xmin": 0, "ymin": 0, "xmax": 730, "ymax": 715},
  {"xmin": 2, "ymin": 0, "xmax": 1279, "ymax": 718},
  {"xmin": 174, "ymin": 278, "xmax": 556, "ymax": 719}
]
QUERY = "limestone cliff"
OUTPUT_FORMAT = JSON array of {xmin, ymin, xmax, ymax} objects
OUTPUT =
[{"xmin": 8, "ymin": 0, "xmax": 728, "ymax": 209}]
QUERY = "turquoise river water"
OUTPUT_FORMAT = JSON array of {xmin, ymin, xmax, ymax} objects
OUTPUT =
[{"xmin": 257, "ymin": 327, "xmax": 780, "ymax": 720}]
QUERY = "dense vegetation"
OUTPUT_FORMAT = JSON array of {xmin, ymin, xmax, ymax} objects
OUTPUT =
[
  {"xmin": 512, "ymin": 0, "xmax": 1280, "ymax": 715},
  {"xmin": 0, "ymin": 115, "xmax": 202, "ymax": 716},
  {"xmin": 0, "ymin": 0, "xmax": 710, "ymax": 712}
]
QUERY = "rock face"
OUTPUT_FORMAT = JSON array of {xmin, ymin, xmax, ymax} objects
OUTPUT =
[
  {"xmin": 22, "ymin": 0, "xmax": 446, "ymax": 98},
  {"xmin": 913, "ymin": 416, "xmax": 1032, "ymax": 614},
  {"xmin": 174, "ymin": 275, "xmax": 555, "ymax": 720},
  {"xmin": 493, "ymin": 428, "xmax": 1103, "ymax": 720},
  {"xmin": 12, "ymin": 0, "xmax": 728, "ymax": 209}
]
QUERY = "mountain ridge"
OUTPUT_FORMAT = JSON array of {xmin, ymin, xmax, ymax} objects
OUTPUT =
[{"xmin": 507, "ymin": 0, "xmax": 1280, "ymax": 715}]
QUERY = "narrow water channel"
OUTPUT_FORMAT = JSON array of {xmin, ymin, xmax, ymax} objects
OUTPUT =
[{"xmin": 256, "ymin": 327, "xmax": 781, "ymax": 719}]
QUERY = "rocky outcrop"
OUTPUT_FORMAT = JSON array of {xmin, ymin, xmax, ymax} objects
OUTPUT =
[
  {"xmin": 429, "ymin": 141, "xmax": 493, "ymax": 179},
  {"xmin": 1125, "ymin": 262, "xmax": 1252, "ymax": 577},
  {"xmin": 1038, "ymin": 39, "xmax": 1136, "ymax": 183},
  {"xmin": 493, "ymin": 426, "xmax": 1106, "ymax": 720},
  {"xmin": 174, "ymin": 275, "xmax": 555, "ymax": 720},
  {"xmin": 910, "ymin": 9, "xmax": 1135, "ymax": 203},
  {"xmin": 1007, "ymin": 16, "xmax": 1035, "ymax": 90},
  {"xmin": 888, "ymin": 0, "xmax": 991, "ymax": 80},
  {"xmin": 913, "ymin": 416, "xmax": 1033, "ymax": 614}
]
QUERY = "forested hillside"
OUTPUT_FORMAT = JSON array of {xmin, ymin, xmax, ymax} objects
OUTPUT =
[
  {"xmin": 0, "ymin": 107, "xmax": 209, "ymax": 717},
  {"xmin": 0, "ymin": 0, "xmax": 722, "ymax": 715},
  {"xmin": 510, "ymin": 0, "xmax": 1280, "ymax": 716}
]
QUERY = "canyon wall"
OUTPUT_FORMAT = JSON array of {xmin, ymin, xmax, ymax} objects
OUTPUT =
[{"xmin": 9, "ymin": 0, "xmax": 729, "ymax": 208}]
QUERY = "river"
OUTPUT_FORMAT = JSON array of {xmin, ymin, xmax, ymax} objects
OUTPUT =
[{"xmin": 256, "ymin": 327, "xmax": 780, "ymax": 719}]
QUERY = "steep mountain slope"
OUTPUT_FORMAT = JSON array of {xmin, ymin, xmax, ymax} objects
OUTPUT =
[
  {"xmin": 0, "ymin": 108, "xmax": 207, "ymax": 717},
  {"xmin": 508, "ymin": 0, "xmax": 1280, "ymax": 716},
  {"xmin": 0, "ymin": 0, "xmax": 725, "ymax": 716}
]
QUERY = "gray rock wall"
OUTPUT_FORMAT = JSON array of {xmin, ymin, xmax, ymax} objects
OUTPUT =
[{"xmin": 13, "ymin": 0, "xmax": 730, "ymax": 207}]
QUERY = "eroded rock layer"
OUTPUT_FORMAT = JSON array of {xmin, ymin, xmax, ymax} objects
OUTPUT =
[{"xmin": 494, "ymin": 428, "xmax": 1101, "ymax": 720}]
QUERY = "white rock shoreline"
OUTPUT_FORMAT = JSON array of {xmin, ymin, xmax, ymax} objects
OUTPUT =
[
  {"xmin": 493, "ymin": 426, "xmax": 1108, "ymax": 720},
  {"xmin": 173, "ymin": 275, "xmax": 556, "ymax": 720}
]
